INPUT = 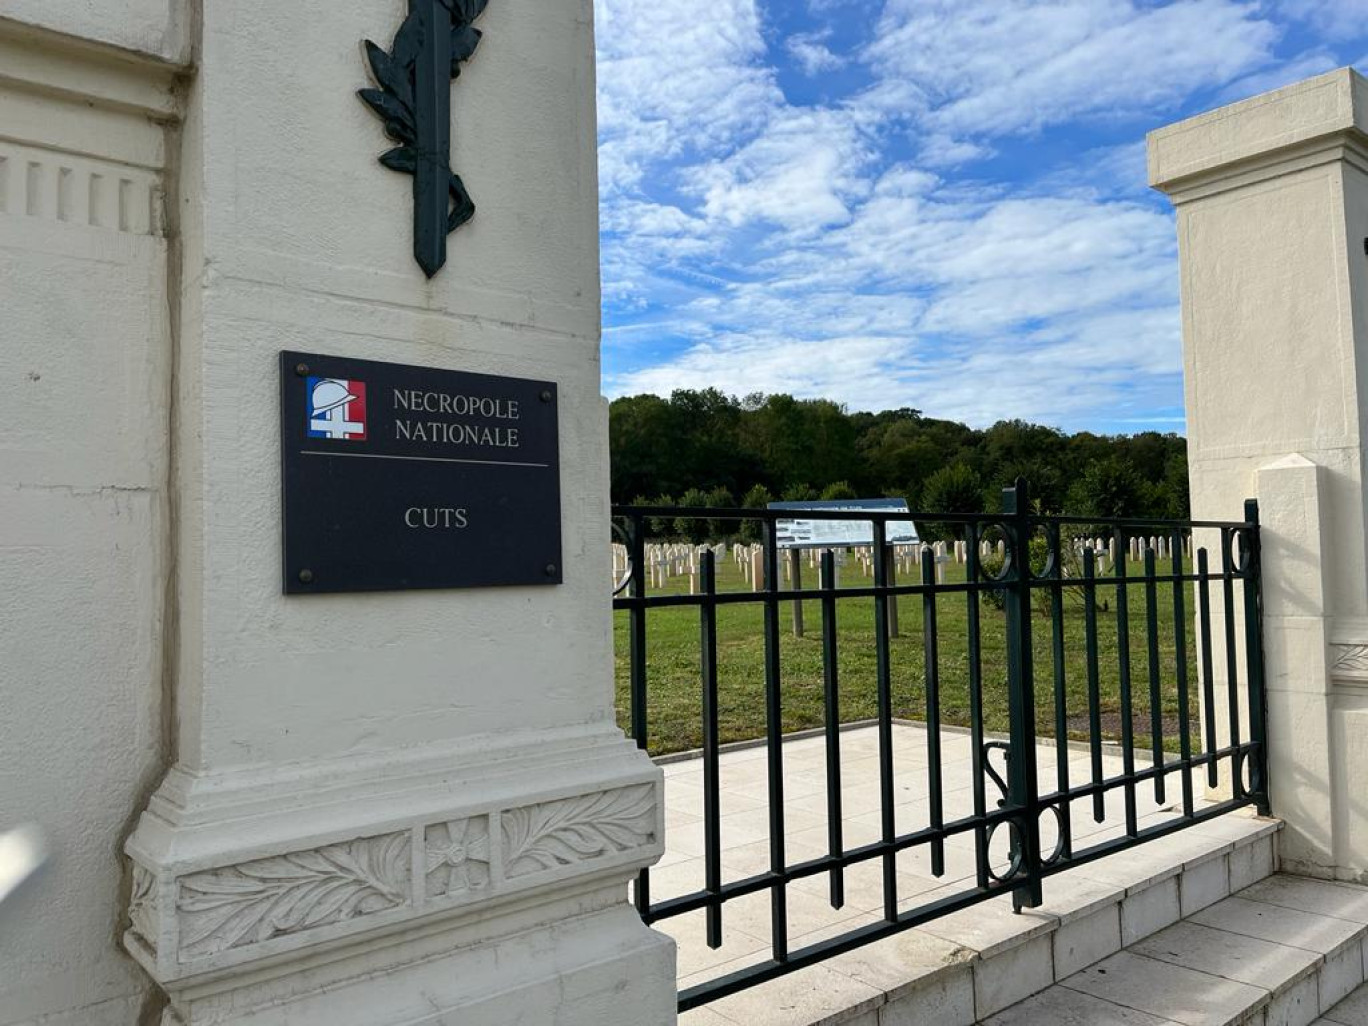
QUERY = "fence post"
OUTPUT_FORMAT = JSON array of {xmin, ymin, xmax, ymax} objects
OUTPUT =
[
  {"xmin": 626, "ymin": 513, "xmax": 652, "ymax": 919},
  {"xmin": 1242, "ymin": 498, "xmax": 1271, "ymax": 817},
  {"xmin": 1002, "ymin": 479, "xmax": 1043, "ymax": 911}
]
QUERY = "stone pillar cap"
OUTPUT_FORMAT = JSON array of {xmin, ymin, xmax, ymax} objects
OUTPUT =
[{"xmin": 1148, "ymin": 66, "xmax": 1368, "ymax": 192}]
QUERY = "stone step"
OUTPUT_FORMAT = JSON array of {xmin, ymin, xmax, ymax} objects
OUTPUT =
[
  {"xmin": 678, "ymin": 810, "xmax": 1280, "ymax": 1026},
  {"xmin": 1316, "ymin": 975, "xmax": 1368, "ymax": 1024},
  {"xmin": 987, "ymin": 872, "xmax": 1368, "ymax": 1025}
]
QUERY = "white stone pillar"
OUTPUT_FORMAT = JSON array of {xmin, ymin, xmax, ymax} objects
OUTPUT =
[
  {"xmin": 1255, "ymin": 456, "xmax": 1337, "ymax": 872},
  {"xmin": 1150, "ymin": 68, "xmax": 1368, "ymax": 881},
  {"xmin": 0, "ymin": 15, "xmax": 184, "ymax": 1024},
  {"xmin": 120, "ymin": 2, "xmax": 674, "ymax": 1024}
]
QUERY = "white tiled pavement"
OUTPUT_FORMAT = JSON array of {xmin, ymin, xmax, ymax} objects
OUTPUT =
[{"xmin": 654, "ymin": 722, "xmax": 1267, "ymax": 1023}]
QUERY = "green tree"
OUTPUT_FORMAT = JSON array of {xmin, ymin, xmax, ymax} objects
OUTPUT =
[
  {"xmin": 641, "ymin": 494, "xmax": 674, "ymax": 538},
  {"xmin": 920, "ymin": 463, "xmax": 984, "ymax": 539},
  {"xmin": 1154, "ymin": 452, "xmax": 1191, "ymax": 519},
  {"xmin": 740, "ymin": 484, "xmax": 775, "ymax": 543},
  {"xmin": 922, "ymin": 463, "xmax": 985, "ymax": 515},
  {"xmin": 673, "ymin": 487, "xmax": 710, "ymax": 544},
  {"xmin": 1066, "ymin": 457, "xmax": 1145, "ymax": 519},
  {"xmin": 821, "ymin": 480, "xmax": 858, "ymax": 500},
  {"xmin": 609, "ymin": 395, "xmax": 683, "ymax": 502},
  {"xmin": 742, "ymin": 395, "xmax": 856, "ymax": 494},
  {"xmin": 704, "ymin": 485, "xmax": 736, "ymax": 540},
  {"xmin": 607, "ymin": 390, "xmax": 1193, "ymax": 530},
  {"xmin": 742, "ymin": 484, "xmax": 775, "ymax": 508}
]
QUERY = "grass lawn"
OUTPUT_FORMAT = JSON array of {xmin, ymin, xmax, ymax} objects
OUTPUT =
[{"xmin": 614, "ymin": 551, "xmax": 1210, "ymax": 760}]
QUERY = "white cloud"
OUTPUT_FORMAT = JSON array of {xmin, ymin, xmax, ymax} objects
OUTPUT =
[
  {"xmin": 1029, "ymin": 142, "xmax": 1151, "ymax": 200},
  {"xmin": 1275, "ymin": 0, "xmax": 1368, "ymax": 36},
  {"xmin": 916, "ymin": 133, "xmax": 995, "ymax": 168},
  {"xmin": 787, "ymin": 30, "xmax": 845, "ymax": 75},
  {"xmin": 606, "ymin": 181, "xmax": 1183, "ymax": 428},
  {"xmin": 594, "ymin": 0, "xmax": 781, "ymax": 195},
  {"xmin": 866, "ymin": 0, "xmax": 1279, "ymax": 138},
  {"xmin": 610, "ymin": 334, "xmax": 915, "ymax": 407},
  {"xmin": 1215, "ymin": 49, "xmax": 1339, "ymax": 104},
  {"xmin": 693, "ymin": 106, "xmax": 877, "ymax": 232},
  {"xmin": 593, "ymin": 0, "xmax": 1351, "ymax": 431}
]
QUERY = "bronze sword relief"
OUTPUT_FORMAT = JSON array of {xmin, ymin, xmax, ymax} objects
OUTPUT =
[{"xmin": 359, "ymin": 0, "xmax": 489, "ymax": 278}]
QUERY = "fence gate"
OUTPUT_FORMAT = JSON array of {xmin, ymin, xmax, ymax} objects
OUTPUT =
[{"xmin": 612, "ymin": 479, "xmax": 1268, "ymax": 1011}]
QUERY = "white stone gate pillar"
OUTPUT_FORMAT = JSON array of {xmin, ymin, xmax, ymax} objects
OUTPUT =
[
  {"xmin": 1150, "ymin": 68, "xmax": 1368, "ymax": 881},
  {"xmin": 120, "ymin": 2, "xmax": 675, "ymax": 1024}
]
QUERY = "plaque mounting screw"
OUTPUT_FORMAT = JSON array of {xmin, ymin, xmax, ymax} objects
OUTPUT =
[
  {"xmin": 544, "ymin": 564, "xmax": 557, "ymax": 577},
  {"xmin": 298, "ymin": 569, "xmax": 315, "ymax": 584},
  {"xmin": 295, "ymin": 362, "xmax": 311, "ymax": 377},
  {"xmin": 540, "ymin": 390, "xmax": 553, "ymax": 403}
]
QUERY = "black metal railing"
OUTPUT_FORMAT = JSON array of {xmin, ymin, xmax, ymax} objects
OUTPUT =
[{"xmin": 612, "ymin": 480, "xmax": 1268, "ymax": 1011}]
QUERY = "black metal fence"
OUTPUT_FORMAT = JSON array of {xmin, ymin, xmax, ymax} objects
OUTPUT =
[{"xmin": 612, "ymin": 480, "xmax": 1268, "ymax": 1011}]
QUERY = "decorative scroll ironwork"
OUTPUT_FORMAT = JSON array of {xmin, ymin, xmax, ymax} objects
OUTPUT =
[
  {"xmin": 611, "ymin": 521, "xmax": 635, "ymax": 596},
  {"xmin": 613, "ymin": 482, "xmax": 1270, "ymax": 1012},
  {"xmin": 982, "ymin": 741, "xmax": 1012, "ymax": 807},
  {"xmin": 359, "ymin": 0, "xmax": 489, "ymax": 278}
]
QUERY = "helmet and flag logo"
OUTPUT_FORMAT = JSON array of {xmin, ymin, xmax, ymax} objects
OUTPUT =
[{"xmin": 307, "ymin": 377, "xmax": 368, "ymax": 441}]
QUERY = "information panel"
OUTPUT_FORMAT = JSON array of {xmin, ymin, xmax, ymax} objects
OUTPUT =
[
  {"xmin": 769, "ymin": 498, "xmax": 920, "ymax": 550},
  {"xmin": 280, "ymin": 351, "xmax": 561, "ymax": 594}
]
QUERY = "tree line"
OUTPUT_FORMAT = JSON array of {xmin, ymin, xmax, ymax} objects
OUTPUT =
[{"xmin": 610, "ymin": 390, "xmax": 1189, "ymax": 532}]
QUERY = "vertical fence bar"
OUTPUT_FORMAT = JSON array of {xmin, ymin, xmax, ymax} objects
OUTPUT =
[
  {"xmin": 1113, "ymin": 527, "xmax": 1139, "ymax": 836},
  {"xmin": 1048, "ymin": 524, "xmax": 1071, "ymax": 859},
  {"xmin": 1002, "ymin": 481, "xmax": 1042, "ymax": 911},
  {"xmin": 699, "ymin": 551, "xmax": 724, "ymax": 948},
  {"xmin": 1241, "ymin": 500, "xmax": 1271, "ymax": 816},
  {"xmin": 627, "ymin": 512, "xmax": 651, "ymax": 915},
  {"xmin": 965, "ymin": 525, "xmax": 990, "ymax": 889},
  {"xmin": 1083, "ymin": 548, "xmax": 1105, "ymax": 823},
  {"xmin": 1220, "ymin": 528, "xmax": 1242, "ymax": 795},
  {"xmin": 1197, "ymin": 548, "xmax": 1219, "ymax": 788},
  {"xmin": 790, "ymin": 549, "xmax": 805, "ymax": 639},
  {"xmin": 871, "ymin": 519, "xmax": 898, "ymax": 920},
  {"xmin": 1143, "ymin": 547, "xmax": 1166, "ymax": 805},
  {"xmin": 820, "ymin": 550, "xmax": 845, "ymax": 908},
  {"xmin": 1172, "ymin": 529, "xmax": 1195, "ymax": 817},
  {"xmin": 886, "ymin": 545, "xmax": 900, "ymax": 639},
  {"xmin": 761, "ymin": 519, "xmax": 788, "ymax": 961},
  {"xmin": 922, "ymin": 555, "xmax": 945, "ymax": 877}
]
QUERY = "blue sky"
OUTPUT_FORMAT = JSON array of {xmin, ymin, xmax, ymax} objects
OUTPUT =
[{"xmin": 594, "ymin": 0, "xmax": 1368, "ymax": 434}]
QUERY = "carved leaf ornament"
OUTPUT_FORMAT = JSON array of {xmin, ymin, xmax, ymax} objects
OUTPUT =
[
  {"xmin": 177, "ymin": 834, "xmax": 410, "ymax": 960},
  {"xmin": 128, "ymin": 864, "xmax": 158, "ymax": 952},
  {"xmin": 1333, "ymin": 644, "xmax": 1368, "ymax": 674},
  {"xmin": 502, "ymin": 785, "xmax": 656, "ymax": 878}
]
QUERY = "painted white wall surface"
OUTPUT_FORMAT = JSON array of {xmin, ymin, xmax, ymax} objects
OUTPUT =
[
  {"xmin": 0, "ymin": 22, "xmax": 180, "ymax": 1026},
  {"xmin": 1151, "ymin": 68, "xmax": 1368, "ymax": 882},
  {"xmin": 0, "ymin": 3, "xmax": 191, "ymax": 64},
  {"xmin": 0, "ymin": 3, "xmax": 674, "ymax": 1024}
]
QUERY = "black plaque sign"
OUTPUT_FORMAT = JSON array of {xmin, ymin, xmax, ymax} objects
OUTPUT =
[{"xmin": 280, "ymin": 351, "xmax": 561, "ymax": 594}]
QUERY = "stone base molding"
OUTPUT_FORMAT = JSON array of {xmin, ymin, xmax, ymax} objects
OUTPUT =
[
  {"xmin": 124, "ymin": 726, "xmax": 671, "ymax": 1024},
  {"xmin": 150, "ymin": 884, "xmax": 674, "ymax": 1026}
]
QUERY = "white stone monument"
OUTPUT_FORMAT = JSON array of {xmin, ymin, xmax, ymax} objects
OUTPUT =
[
  {"xmin": 1151, "ymin": 68, "xmax": 1368, "ymax": 882},
  {"xmin": 0, "ymin": 3, "xmax": 674, "ymax": 1024}
]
